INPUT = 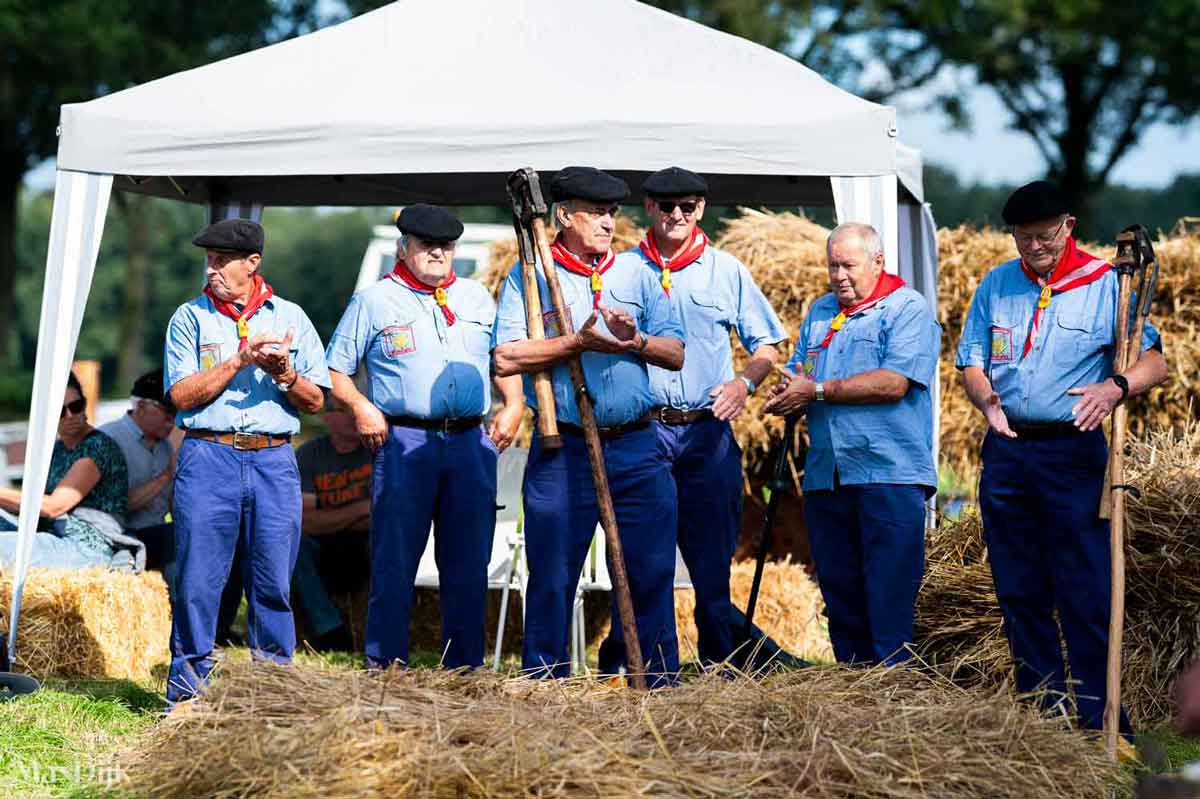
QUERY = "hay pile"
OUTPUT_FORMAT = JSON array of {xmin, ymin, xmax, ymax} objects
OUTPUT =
[
  {"xmin": 118, "ymin": 660, "xmax": 1123, "ymax": 798},
  {"xmin": 915, "ymin": 423, "xmax": 1200, "ymax": 728},
  {"xmin": 0, "ymin": 567, "xmax": 170, "ymax": 681}
]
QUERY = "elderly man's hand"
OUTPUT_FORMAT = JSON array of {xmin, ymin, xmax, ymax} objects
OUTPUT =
[
  {"xmin": 597, "ymin": 305, "xmax": 638, "ymax": 342},
  {"xmin": 250, "ymin": 327, "xmax": 295, "ymax": 378},
  {"xmin": 764, "ymin": 373, "xmax": 816, "ymax": 415},
  {"xmin": 1067, "ymin": 379, "xmax": 1123, "ymax": 432},
  {"xmin": 575, "ymin": 312, "xmax": 638, "ymax": 355},
  {"xmin": 982, "ymin": 392, "xmax": 1017, "ymax": 438},
  {"xmin": 238, "ymin": 332, "xmax": 283, "ymax": 368},
  {"xmin": 353, "ymin": 399, "xmax": 389, "ymax": 451},
  {"xmin": 487, "ymin": 403, "xmax": 523, "ymax": 452},
  {"xmin": 710, "ymin": 378, "xmax": 750, "ymax": 421}
]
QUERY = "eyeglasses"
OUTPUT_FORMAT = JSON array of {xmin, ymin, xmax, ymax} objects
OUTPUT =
[
  {"xmin": 656, "ymin": 200, "xmax": 699, "ymax": 216},
  {"xmin": 1012, "ymin": 217, "xmax": 1069, "ymax": 248},
  {"xmin": 60, "ymin": 398, "xmax": 86, "ymax": 419}
]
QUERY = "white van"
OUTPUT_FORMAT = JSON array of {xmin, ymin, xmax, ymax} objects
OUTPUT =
[{"xmin": 353, "ymin": 221, "xmax": 512, "ymax": 293}]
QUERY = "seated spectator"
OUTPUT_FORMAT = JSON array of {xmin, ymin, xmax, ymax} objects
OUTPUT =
[
  {"xmin": 99, "ymin": 369, "xmax": 177, "ymax": 596},
  {"xmin": 292, "ymin": 395, "xmax": 372, "ymax": 652},
  {"xmin": 0, "ymin": 371, "xmax": 137, "ymax": 570}
]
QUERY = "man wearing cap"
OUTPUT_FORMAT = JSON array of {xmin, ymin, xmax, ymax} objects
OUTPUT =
[
  {"xmin": 327, "ymin": 204, "xmax": 524, "ymax": 670},
  {"xmin": 765, "ymin": 222, "xmax": 940, "ymax": 667},
  {"xmin": 98, "ymin": 369, "xmax": 179, "ymax": 598},
  {"xmin": 957, "ymin": 181, "xmax": 1167, "ymax": 732},
  {"xmin": 164, "ymin": 218, "xmax": 330, "ymax": 705},
  {"xmin": 598, "ymin": 166, "xmax": 786, "ymax": 671},
  {"xmin": 492, "ymin": 166, "xmax": 685, "ymax": 683}
]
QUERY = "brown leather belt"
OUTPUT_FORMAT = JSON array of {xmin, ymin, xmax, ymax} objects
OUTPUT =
[
  {"xmin": 185, "ymin": 429, "xmax": 292, "ymax": 450},
  {"xmin": 557, "ymin": 411, "xmax": 653, "ymax": 441},
  {"xmin": 386, "ymin": 415, "xmax": 483, "ymax": 434},
  {"xmin": 652, "ymin": 406, "xmax": 714, "ymax": 425}
]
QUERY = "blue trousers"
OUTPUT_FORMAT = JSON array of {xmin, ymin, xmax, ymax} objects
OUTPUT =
[
  {"xmin": 167, "ymin": 438, "xmax": 302, "ymax": 704},
  {"xmin": 599, "ymin": 417, "xmax": 743, "ymax": 670},
  {"xmin": 980, "ymin": 429, "xmax": 1132, "ymax": 734},
  {"xmin": 522, "ymin": 425, "xmax": 678, "ymax": 684},
  {"xmin": 804, "ymin": 481, "xmax": 926, "ymax": 666},
  {"xmin": 365, "ymin": 424, "xmax": 496, "ymax": 669}
]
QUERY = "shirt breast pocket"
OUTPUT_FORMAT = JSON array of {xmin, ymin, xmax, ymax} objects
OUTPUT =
[
  {"xmin": 688, "ymin": 291, "xmax": 731, "ymax": 342},
  {"xmin": 1054, "ymin": 312, "xmax": 1109, "ymax": 366},
  {"xmin": 846, "ymin": 327, "xmax": 883, "ymax": 372},
  {"xmin": 606, "ymin": 285, "xmax": 645, "ymax": 330},
  {"xmin": 454, "ymin": 308, "xmax": 493, "ymax": 357},
  {"xmin": 377, "ymin": 319, "xmax": 418, "ymax": 360}
]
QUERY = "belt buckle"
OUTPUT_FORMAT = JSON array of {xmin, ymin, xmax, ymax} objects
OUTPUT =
[
  {"xmin": 656, "ymin": 407, "xmax": 670, "ymax": 424},
  {"xmin": 232, "ymin": 432, "xmax": 255, "ymax": 450}
]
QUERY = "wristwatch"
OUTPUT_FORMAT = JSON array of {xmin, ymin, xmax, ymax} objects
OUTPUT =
[
  {"xmin": 814, "ymin": 382, "xmax": 826, "ymax": 402},
  {"xmin": 637, "ymin": 331, "xmax": 649, "ymax": 352},
  {"xmin": 1110, "ymin": 373, "xmax": 1129, "ymax": 403},
  {"xmin": 739, "ymin": 375, "xmax": 757, "ymax": 395}
]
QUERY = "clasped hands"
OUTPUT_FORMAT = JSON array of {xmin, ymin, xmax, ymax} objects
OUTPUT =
[
  {"xmin": 763, "ymin": 367, "xmax": 816, "ymax": 415},
  {"xmin": 239, "ymin": 327, "xmax": 297, "ymax": 385},
  {"xmin": 574, "ymin": 305, "xmax": 641, "ymax": 354}
]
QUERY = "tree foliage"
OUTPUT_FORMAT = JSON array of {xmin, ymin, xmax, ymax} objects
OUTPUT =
[{"xmin": 644, "ymin": 0, "xmax": 1200, "ymax": 223}]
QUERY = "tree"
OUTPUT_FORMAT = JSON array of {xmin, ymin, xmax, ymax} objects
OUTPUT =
[
  {"xmin": 0, "ymin": 0, "xmax": 321, "ymax": 365},
  {"xmin": 643, "ymin": 0, "xmax": 1200, "ymax": 230}
]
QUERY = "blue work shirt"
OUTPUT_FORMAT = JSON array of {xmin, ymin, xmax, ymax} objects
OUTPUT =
[
  {"xmin": 624, "ymin": 246, "xmax": 787, "ymax": 409},
  {"xmin": 164, "ymin": 293, "xmax": 331, "ymax": 435},
  {"xmin": 787, "ymin": 286, "xmax": 940, "ymax": 492},
  {"xmin": 955, "ymin": 259, "xmax": 1161, "ymax": 424},
  {"xmin": 492, "ymin": 257, "xmax": 684, "ymax": 427},
  {"xmin": 326, "ymin": 276, "xmax": 495, "ymax": 419}
]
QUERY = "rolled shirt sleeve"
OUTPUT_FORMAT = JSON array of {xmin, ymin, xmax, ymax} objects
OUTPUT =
[
  {"xmin": 326, "ymin": 293, "xmax": 372, "ymax": 376},
  {"xmin": 881, "ymin": 294, "xmax": 941, "ymax": 389},
  {"xmin": 733, "ymin": 261, "xmax": 787, "ymax": 354},
  {"xmin": 955, "ymin": 271, "xmax": 993, "ymax": 371},
  {"xmin": 164, "ymin": 306, "xmax": 201, "ymax": 391}
]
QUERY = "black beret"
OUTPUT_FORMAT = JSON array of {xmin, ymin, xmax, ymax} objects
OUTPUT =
[
  {"xmin": 549, "ymin": 166, "xmax": 630, "ymax": 204},
  {"xmin": 396, "ymin": 204, "xmax": 464, "ymax": 242},
  {"xmin": 131, "ymin": 368, "xmax": 176, "ymax": 413},
  {"xmin": 643, "ymin": 166, "xmax": 708, "ymax": 198},
  {"xmin": 1002, "ymin": 180, "xmax": 1072, "ymax": 226},
  {"xmin": 192, "ymin": 218, "xmax": 264, "ymax": 254}
]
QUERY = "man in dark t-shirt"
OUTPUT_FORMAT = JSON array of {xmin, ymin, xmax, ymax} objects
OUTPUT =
[{"xmin": 292, "ymin": 396, "xmax": 373, "ymax": 651}]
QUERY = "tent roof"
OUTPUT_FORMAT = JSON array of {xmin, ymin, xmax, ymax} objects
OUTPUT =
[{"xmin": 55, "ymin": 0, "xmax": 903, "ymax": 207}]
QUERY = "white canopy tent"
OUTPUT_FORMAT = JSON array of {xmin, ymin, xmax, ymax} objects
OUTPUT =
[{"xmin": 7, "ymin": 0, "xmax": 939, "ymax": 661}]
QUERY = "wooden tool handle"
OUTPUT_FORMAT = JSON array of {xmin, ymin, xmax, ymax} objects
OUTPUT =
[
  {"xmin": 515, "ymin": 227, "xmax": 561, "ymax": 449},
  {"xmin": 530, "ymin": 216, "xmax": 648, "ymax": 690}
]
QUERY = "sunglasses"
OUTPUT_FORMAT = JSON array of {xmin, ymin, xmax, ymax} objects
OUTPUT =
[
  {"xmin": 60, "ymin": 398, "xmax": 86, "ymax": 419},
  {"xmin": 656, "ymin": 200, "xmax": 699, "ymax": 216}
]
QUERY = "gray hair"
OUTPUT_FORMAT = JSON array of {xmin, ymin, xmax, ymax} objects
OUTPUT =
[
  {"xmin": 396, "ymin": 234, "xmax": 410, "ymax": 258},
  {"xmin": 550, "ymin": 201, "xmax": 569, "ymax": 232},
  {"xmin": 827, "ymin": 222, "xmax": 883, "ymax": 261}
]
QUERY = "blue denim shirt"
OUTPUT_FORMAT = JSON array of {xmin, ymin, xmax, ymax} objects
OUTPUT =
[
  {"xmin": 955, "ymin": 259, "xmax": 1161, "ymax": 424},
  {"xmin": 326, "ymin": 276, "xmax": 496, "ymax": 419},
  {"xmin": 164, "ymin": 293, "xmax": 331, "ymax": 435},
  {"xmin": 492, "ymin": 257, "xmax": 684, "ymax": 427},
  {"xmin": 624, "ymin": 246, "xmax": 787, "ymax": 409},
  {"xmin": 787, "ymin": 286, "xmax": 940, "ymax": 492}
]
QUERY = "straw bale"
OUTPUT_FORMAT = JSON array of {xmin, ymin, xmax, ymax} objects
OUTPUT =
[
  {"xmin": 119, "ymin": 659, "xmax": 1124, "ymax": 798},
  {"xmin": 0, "ymin": 567, "xmax": 170, "ymax": 681},
  {"xmin": 914, "ymin": 423, "xmax": 1200, "ymax": 728}
]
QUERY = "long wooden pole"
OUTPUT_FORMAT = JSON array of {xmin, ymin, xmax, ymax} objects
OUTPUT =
[
  {"xmin": 529, "ymin": 215, "xmax": 647, "ymax": 690},
  {"xmin": 1103, "ymin": 232, "xmax": 1143, "ymax": 760}
]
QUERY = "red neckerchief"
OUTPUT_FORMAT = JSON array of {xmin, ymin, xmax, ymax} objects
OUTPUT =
[
  {"xmin": 391, "ymin": 260, "xmax": 457, "ymax": 325},
  {"xmin": 204, "ymin": 275, "xmax": 274, "ymax": 351},
  {"xmin": 1019, "ymin": 236, "xmax": 1110, "ymax": 357},
  {"xmin": 819, "ymin": 272, "xmax": 905, "ymax": 349},
  {"xmin": 638, "ymin": 227, "xmax": 708, "ymax": 296},
  {"xmin": 551, "ymin": 236, "xmax": 615, "ymax": 309}
]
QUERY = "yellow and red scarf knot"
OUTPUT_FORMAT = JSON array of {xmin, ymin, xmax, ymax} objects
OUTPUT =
[
  {"xmin": 819, "ymin": 272, "xmax": 905, "ymax": 349},
  {"xmin": 551, "ymin": 236, "xmax": 615, "ymax": 309},
  {"xmin": 205, "ymin": 275, "xmax": 274, "ymax": 351},
  {"xmin": 1018, "ymin": 237, "xmax": 1110, "ymax": 357},
  {"xmin": 392, "ymin": 260, "xmax": 458, "ymax": 325},
  {"xmin": 638, "ymin": 227, "xmax": 709, "ymax": 296}
]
